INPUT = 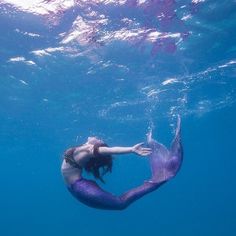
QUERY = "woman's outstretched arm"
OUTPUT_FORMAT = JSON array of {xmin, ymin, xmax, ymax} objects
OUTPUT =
[{"xmin": 97, "ymin": 143, "xmax": 152, "ymax": 157}]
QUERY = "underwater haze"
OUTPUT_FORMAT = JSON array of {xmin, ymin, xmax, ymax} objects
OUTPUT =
[{"xmin": 0, "ymin": 0, "xmax": 236, "ymax": 235}]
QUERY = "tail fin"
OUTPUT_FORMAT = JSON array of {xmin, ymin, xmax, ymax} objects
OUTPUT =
[{"xmin": 147, "ymin": 116, "xmax": 183, "ymax": 183}]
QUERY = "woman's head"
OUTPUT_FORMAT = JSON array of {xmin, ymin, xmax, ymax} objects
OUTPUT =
[
  {"xmin": 85, "ymin": 138, "xmax": 113, "ymax": 183},
  {"xmin": 64, "ymin": 137, "xmax": 113, "ymax": 183}
]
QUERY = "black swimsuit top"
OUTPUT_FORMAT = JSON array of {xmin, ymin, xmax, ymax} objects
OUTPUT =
[
  {"xmin": 64, "ymin": 143, "xmax": 108, "ymax": 169},
  {"xmin": 64, "ymin": 147, "xmax": 82, "ymax": 169}
]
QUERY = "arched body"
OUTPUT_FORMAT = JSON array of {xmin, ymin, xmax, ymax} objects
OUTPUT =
[{"xmin": 61, "ymin": 117, "xmax": 183, "ymax": 210}]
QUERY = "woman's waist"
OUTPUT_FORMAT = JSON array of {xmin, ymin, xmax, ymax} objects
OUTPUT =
[{"xmin": 61, "ymin": 167, "xmax": 82, "ymax": 185}]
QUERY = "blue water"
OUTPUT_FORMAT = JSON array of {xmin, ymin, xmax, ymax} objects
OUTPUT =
[{"xmin": 0, "ymin": 0, "xmax": 236, "ymax": 235}]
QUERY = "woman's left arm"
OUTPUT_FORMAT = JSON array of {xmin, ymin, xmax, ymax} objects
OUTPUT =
[{"xmin": 98, "ymin": 143, "xmax": 152, "ymax": 157}]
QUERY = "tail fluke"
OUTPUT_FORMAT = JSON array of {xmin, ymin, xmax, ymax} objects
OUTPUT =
[{"xmin": 147, "ymin": 116, "xmax": 183, "ymax": 183}]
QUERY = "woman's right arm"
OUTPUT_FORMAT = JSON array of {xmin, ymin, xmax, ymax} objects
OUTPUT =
[{"xmin": 97, "ymin": 143, "xmax": 151, "ymax": 157}]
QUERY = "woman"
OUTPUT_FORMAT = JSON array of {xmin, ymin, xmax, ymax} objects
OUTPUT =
[{"xmin": 61, "ymin": 116, "xmax": 183, "ymax": 210}]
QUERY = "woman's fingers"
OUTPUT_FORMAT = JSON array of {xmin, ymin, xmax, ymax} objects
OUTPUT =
[
  {"xmin": 141, "ymin": 147, "xmax": 152, "ymax": 152},
  {"xmin": 133, "ymin": 143, "xmax": 152, "ymax": 156},
  {"xmin": 139, "ymin": 148, "xmax": 152, "ymax": 156},
  {"xmin": 140, "ymin": 152, "xmax": 151, "ymax": 157},
  {"xmin": 135, "ymin": 142, "xmax": 144, "ymax": 148}
]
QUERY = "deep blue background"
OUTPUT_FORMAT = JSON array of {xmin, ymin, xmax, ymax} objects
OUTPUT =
[{"xmin": 0, "ymin": 1, "xmax": 236, "ymax": 235}]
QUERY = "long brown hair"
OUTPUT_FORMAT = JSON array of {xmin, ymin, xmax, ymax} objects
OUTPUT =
[{"xmin": 84, "ymin": 155, "xmax": 113, "ymax": 183}]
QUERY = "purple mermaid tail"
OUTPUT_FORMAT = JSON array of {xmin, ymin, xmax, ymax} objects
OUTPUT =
[
  {"xmin": 67, "ymin": 117, "xmax": 183, "ymax": 210},
  {"xmin": 148, "ymin": 115, "xmax": 183, "ymax": 183}
]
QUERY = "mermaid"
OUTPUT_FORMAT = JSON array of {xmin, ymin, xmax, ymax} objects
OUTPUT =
[{"xmin": 61, "ymin": 116, "xmax": 183, "ymax": 210}]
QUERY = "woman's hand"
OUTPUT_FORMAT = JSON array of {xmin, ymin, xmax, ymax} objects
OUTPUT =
[{"xmin": 132, "ymin": 143, "xmax": 152, "ymax": 157}]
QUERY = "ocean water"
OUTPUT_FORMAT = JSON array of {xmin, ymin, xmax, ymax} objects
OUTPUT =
[{"xmin": 0, "ymin": 0, "xmax": 236, "ymax": 235}]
